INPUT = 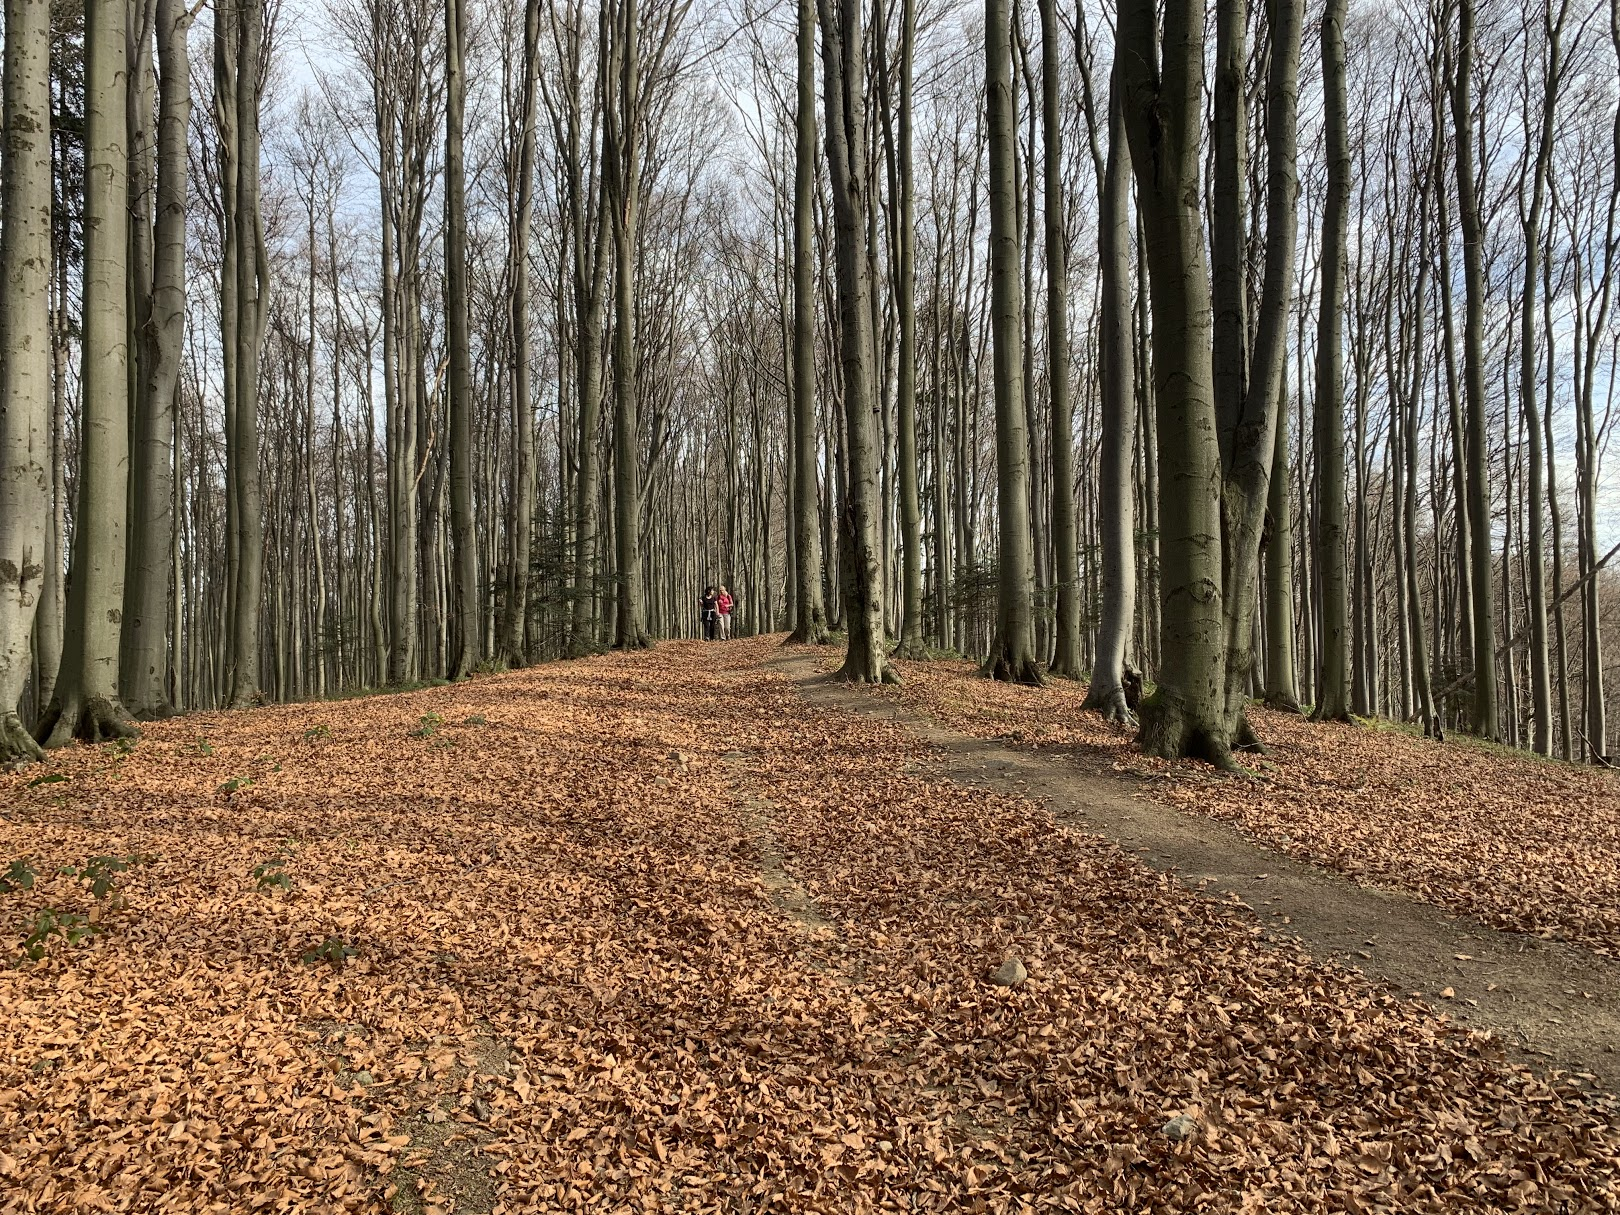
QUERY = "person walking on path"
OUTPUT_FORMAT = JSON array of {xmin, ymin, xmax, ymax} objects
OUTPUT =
[
  {"xmin": 700, "ymin": 587, "xmax": 719, "ymax": 640},
  {"xmin": 717, "ymin": 586, "xmax": 735, "ymax": 640}
]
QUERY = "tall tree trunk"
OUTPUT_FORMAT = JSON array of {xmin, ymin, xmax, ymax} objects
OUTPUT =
[
  {"xmin": 1079, "ymin": 43, "xmax": 1136, "ymax": 714},
  {"xmin": 1311, "ymin": 0, "xmax": 1352, "ymax": 723},
  {"xmin": 445, "ymin": 0, "xmax": 478, "ymax": 679},
  {"xmin": 1044, "ymin": 0, "xmax": 1084, "ymax": 682},
  {"xmin": 1214, "ymin": 0, "xmax": 1299, "ymax": 749},
  {"xmin": 982, "ymin": 0, "xmax": 1040, "ymax": 685},
  {"xmin": 604, "ymin": 0, "xmax": 650, "ymax": 650},
  {"xmin": 788, "ymin": 0, "xmax": 830, "ymax": 645},
  {"xmin": 121, "ymin": 0, "xmax": 190, "ymax": 720},
  {"xmin": 1517, "ymin": 1, "xmax": 1564, "ymax": 753},
  {"xmin": 1119, "ymin": 0, "xmax": 1227, "ymax": 762},
  {"xmin": 227, "ymin": 0, "xmax": 267, "ymax": 707},
  {"xmin": 39, "ymin": 0, "xmax": 137, "ymax": 746},
  {"xmin": 819, "ymin": 0, "xmax": 892, "ymax": 683},
  {"xmin": 0, "ymin": 0, "xmax": 52, "ymax": 761},
  {"xmin": 1451, "ymin": 0, "xmax": 1498, "ymax": 738},
  {"xmin": 891, "ymin": 0, "xmax": 924, "ymax": 659},
  {"xmin": 499, "ymin": 0, "xmax": 541, "ymax": 668}
]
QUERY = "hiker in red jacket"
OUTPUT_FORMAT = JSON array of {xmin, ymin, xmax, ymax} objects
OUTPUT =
[{"xmin": 716, "ymin": 586, "xmax": 735, "ymax": 640}]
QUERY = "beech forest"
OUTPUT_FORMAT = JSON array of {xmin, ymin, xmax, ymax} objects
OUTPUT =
[{"xmin": 4, "ymin": 0, "xmax": 1620, "ymax": 1208}]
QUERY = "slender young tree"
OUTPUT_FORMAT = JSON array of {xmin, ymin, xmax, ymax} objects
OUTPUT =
[
  {"xmin": 0, "ymin": 0, "xmax": 53, "ymax": 761},
  {"xmin": 38, "ymin": 0, "xmax": 137, "ymax": 746},
  {"xmin": 982, "ymin": 0, "xmax": 1040, "ymax": 685},
  {"xmin": 1118, "ymin": 0, "xmax": 1227, "ymax": 761}
]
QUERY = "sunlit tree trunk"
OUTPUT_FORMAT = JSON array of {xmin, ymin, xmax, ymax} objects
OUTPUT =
[
  {"xmin": 39, "ymin": 0, "xmax": 137, "ymax": 746},
  {"xmin": 0, "ymin": 0, "xmax": 52, "ymax": 761},
  {"xmin": 788, "ymin": 0, "xmax": 829, "ymax": 645},
  {"xmin": 1312, "ymin": 0, "xmax": 1352, "ymax": 724},
  {"xmin": 1119, "ymin": 0, "xmax": 1227, "ymax": 762},
  {"xmin": 982, "ymin": 0, "xmax": 1040, "ymax": 685},
  {"xmin": 819, "ymin": 0, "xmax": 892, "ymax": 683}
]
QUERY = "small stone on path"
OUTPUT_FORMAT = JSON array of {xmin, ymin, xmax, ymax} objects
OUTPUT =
[
  {"xmin": 991, "ymin": 958, "xmax": 1027, "ymax": 987},
  {"xmin": 1161, "ymin": 1115, "xmax": 1199, "ymax": 1143}
]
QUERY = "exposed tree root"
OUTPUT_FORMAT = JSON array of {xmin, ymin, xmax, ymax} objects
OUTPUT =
[
  {"xmin": 982, "ymin": 651, "xmax": 1045, "ymax": 687},
  {"xmin": 36, "ymin": 695, "xmax": 138, "ymax": 751},
  {"xmin": 890, "ymin": 640, "xmax": 929, "ymax": 662},
  {"xmin": 835, "ymin": 653, "xmax": 898, "ymax": 684},
  {"xmin": 1137, "ymin": 690, "xmax": 1240, "ymax": 771},
  {"xmin": 614, "ymin": 631, "xmax": 654, "ymax": 653},
  {"xmin": 785, "ymin": 620, "xmax": 830, "ymax": 646},
  {"xmin": 1264, "ymin": 691, "xmax": 1302, "ymax": 714},
  {"xmin": 0, "ymin": 711, "xmax": 45, "ymax": 766},
  {"xmin": 1083, "ymin": 682, "xmax": 1136, "ymax": 726}
]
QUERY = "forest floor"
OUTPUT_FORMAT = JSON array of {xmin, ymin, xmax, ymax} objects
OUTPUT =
[{"xmin": 1, "ymin": 637, "xmax": 1619, "ymax": 1213}]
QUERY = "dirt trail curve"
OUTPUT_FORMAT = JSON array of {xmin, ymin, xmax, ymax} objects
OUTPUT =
[{"xmin": 772, "ymin": 652, "xmax": 1620, "ymax": 1093}]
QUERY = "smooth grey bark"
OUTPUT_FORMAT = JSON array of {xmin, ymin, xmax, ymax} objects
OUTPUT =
[
  {"xmin": 819, "ymin": 0, "xmax": 892, "ymax": 683},
  {"xmin": 982, "ymin": 0, "xmax": 1040, "ymax": 686},
  {"xmin": 890, "ymin": 0, "xmax": 924, "ymax": 659},
  {"xmin": 1311, "ymin": 0, "xmax": 1351, "ymax": 723},
  {"xmin": 0, "ymin": 0, "xmax": 52, "ymax": 762},
  {"xmin": 498, "ymin": 0, "xmax": 541, "ymax": 668},
  {"xmin": 603, "ymin": 0, "xmax": 650, "ymax": 650},
  {"xmin": 1078, "ymin": 40, "xmax": 1136, "ymax": 715},
  {"xmin": 121, "ymin": 0, "xmax": 190, "ymax": 720},
  {"xmin": 1263, "ymin": 367, "xmax": 1300, "ymax": 711},
  {"xmin": 1042, "ymin": 0, "xmax": 1082, "ymax": 683},
  {"xmin": 1515, "ymin": 0, "xmax": 1569, "ymax": 753},
  {"xmin": 1451, "ymin": 0, "xmax": 1498, "ymax": 739},
  {"xmin": 223, "ymin": 0, "xmax": 268, "ymax": 708},
  {"xmin": 444, "ymin": 0, "xmax": 478, "ymax": 679},
  {"xmin": 787, "ymin": 0, "xmax": 829, "ymax": 645},
  {"xmin": 1217, "ymin": 0, "xmax": 1301, "ymax": 748},
  {"xmin": 39, "ymin": 0, "xmax": 137, "ymax": 746},
  {"xmin": 1119, "ymin": 0, "xmax": 1226, "ymax": 762}
]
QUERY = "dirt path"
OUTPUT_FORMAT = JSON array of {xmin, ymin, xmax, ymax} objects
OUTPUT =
[{"xmin": 774, "ymin": 653, "xmax": 1620, "ymax": 1092}]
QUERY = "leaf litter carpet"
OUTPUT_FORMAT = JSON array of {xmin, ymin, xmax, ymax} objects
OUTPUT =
[
  {"xmin": 865, "ymin": 656, "xmax": 1620, "ymax": 961},
  {"xmin": 0, "ymin": 637, "xmax": 1615, "ymax": 1213}
]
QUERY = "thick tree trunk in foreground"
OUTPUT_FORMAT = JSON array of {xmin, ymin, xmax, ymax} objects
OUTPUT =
[
  {"xmin": 819, "ymin": 0, "xmax": 892, "ymax": 683},
  {"xmin": 1312, "ymin": 0, "xmax": 1352, "ymax": 724},
  {"xmin": 0, "ymin": 0, "xmax": 52, "ymax": 762},
  {"xmin": 788, "ymin": 0, "xmax": 830, "ymax": 645},
  {"xmin": 982, "ymin": 0, "xmax": 1041, "ymax": 686},
  {"xmin": 1118, "ymin": 0, "xmax": 1226, "ymax": 762},
  {"xmin": 39, "ymin": 0, "xmax": 137, "ymax": 747}
]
